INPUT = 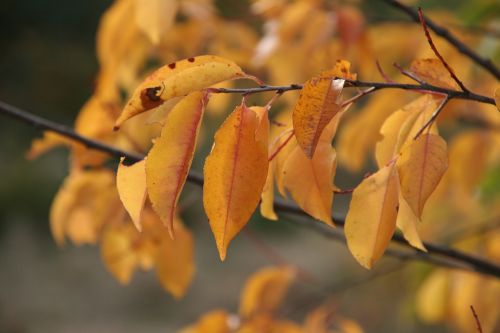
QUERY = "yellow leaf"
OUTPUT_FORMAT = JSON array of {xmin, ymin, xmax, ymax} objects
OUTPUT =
[
  {"xmin": 155, "ymin": 215, "xmax": 196, "ymax": 299},
  {"xmin": 292, "ymin": 61, "xmax": 354, "ymax": 158},
  {"xmin": 51, "ymin": 170, "xmax": 122, "ymax": 246},
  {"xmin": 409, "ymin": 58, "xmax": 459, "ymax": 90},
  {"xmin": 179, "ymin": 310, "xmax": 232, "ymax": 333},
  {"xmin": 345, "ymin": 164, "xmax": 399, "ymax": 268},
  {"xmin": 397, "ymin": 133, "xmax": 448, "ymax": 218},
  {"xmin": 146, "ymin": 91, "xmax": 208, "ymax": 237},
  {"xmin": 239, "ymin": 266, "xmax": 296, "ymax": 318},
  {"xmin": 203, "ymin": 103, "xmax": 269, "ymax": 260},
  {"xmin": 282, "ymin": 113, "xmax": 342, "ymax": 225},
  {"xmin": 134, "ymin": 0, "xmax": 178, "ymax": 45},
  {"xmin": 415, "ymin": 269, "xmax": 449, "ymax": 324},
  {"xmin": 117, "ymin": 158, "xmax": 147, "ymax": 231},
  {"xmin": 396, "ymin": 191, "xmax": 426, "ymax": 251},
  {"xmin": 495, "ymin": 87, "xmax": 500, "ymax": 111},
  {"xmin": 261, "ymin": 160, "xmax": 278, "ymax": 221},
  {"xmin": 375, "ymin": 95, "xmax": 438, "ymax": 168},
  {"xmin": 114, "ymin": 55, "xmax": 248, "ymax": 128}
]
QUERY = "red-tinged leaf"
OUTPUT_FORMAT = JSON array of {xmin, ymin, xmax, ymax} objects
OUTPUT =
[
  {"xmin": 203, "ymin": 103, "xmax": 269, "ymax": 261},
  {"xmin": 146, "ymin": 91, "xmax": 208, "ymax": 238}
]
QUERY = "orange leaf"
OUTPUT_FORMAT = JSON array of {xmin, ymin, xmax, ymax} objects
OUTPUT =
[
  {"xmin": 239, "ymin": 266, "xmax": 296, "ymax": 318},
  {"xmin": 397, "ymin": 133, "xmax": 448, "ymax": 218},
  {"xmin": 282, "ymin": 114, "xmax": 341, "ymax": 225},
  {"xmin": 409, "ymin": 58, "xmax": 459, "ymax": 90},
  {"xmin": 155, "ymin": 215, "xmax": 196, "ymax": 299},
  {"xmin": 396, "ymin": 191, "xmax": 426, "ymax": 251},
  {"xmin": 292, "ymin": 61, "xmax": 354, "ymax": 158},
  {"xmin": 345, "ymin": 164, "xmax": 399, "ymax": 268},
  {"xmin": 117, "ymin": 158, "xmax": 147, "ymax": 231},
  {"xmin": 146, "ymin": 91, "xmax": 208, "ymax": 237},
  {"xmin": 114, "ymin": 55, "xmax": 247, "ymax": 128},
  {"xmin": 203, "ymin": 103, "xmax": 269, "ymax": 260}
]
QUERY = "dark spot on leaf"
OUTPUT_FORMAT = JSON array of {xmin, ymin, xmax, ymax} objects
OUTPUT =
[
  {"xmin": 188, "ymin": 57, "xmax": 195, "ymax": 62},
  {"xmin": 396, "ymin": 204, "xmax": 399, "ymax": 213},
  {"xmin": 168, "ymin": 62, "xmax": 176, "ymax": 69},
  {"xmin": 140, "ymin": 86, "xmax": 164, "ymax": 110}
]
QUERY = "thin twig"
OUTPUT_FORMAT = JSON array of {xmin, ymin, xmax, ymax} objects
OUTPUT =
[
  {"xmin": 413, "ymin": 95, "xmax": 450, "ymax": 139},
  {"xmin": 381, "ymin": 0, "xmax": 500, "ymax": 79},
  {"xmin": 1, "ymin": 100, "xmax": 500, "ymax": 279},
  {"xmin": 470, "ymin": 305, "xmax": 483, "ymax": 333},
  {"xmin": 417, "ymin": 7, "xmax": 469, "ymax": 92}
]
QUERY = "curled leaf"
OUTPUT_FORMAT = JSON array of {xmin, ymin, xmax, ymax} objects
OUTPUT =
[
  {"xmin": 146, "ymin": 91, "xmax": 208, "ymax": 237},
  {"xmin": 114, "ymin": 55, "xmax": 248, "ymax": 128}
]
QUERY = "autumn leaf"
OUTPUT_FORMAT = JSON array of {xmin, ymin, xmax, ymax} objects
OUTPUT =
[
  {"xmin": 292, "ymin": 60, "xmax": 354, "ymax": 158},
  {"xmin": 239, "ymin": 266, "xmax": 296, "ymax": 318},
  {"xmin": 117, "ymin": 158, "xmax": 147, "ymax": 231},
  {"xmin": 345, "ymin": 164, "xmax": 399, "ymax": 268},
  {"xmin": 396, "ymin": 191, "xmax": 426, "ymax": 251},
  {"xmin": 416, "ymin": 270, "xmax": 450, "ymax": 324},
  {"xmin": 282, "ymin": 112, "xmax": 342, "ymax": 225},
  {"xmin": 134, "ymin": 0, "xmax": 178, "ymax": 45},
  {"xmin": 155, "ymin": 214, "xmax": 196, "ymax": 299},
  {"xmin": 179, "ymin": 310, "xmax": 231, "ymax": 333},
  {"xmin": 397, "ymin": 133, "xmax": 448, "ymax": 218},
  {"xmin": 114, "ymin": 55, "xmax": 249, "ymax": 128},
  {"xmin": 409, "ymin": 58, "xmax": 459, "ymax": 90},
  {"xmin": 203, "ymin": 103, "xmax": 269, "ymax": 261},
  {"xmin": 146, "ymin": 91, "xmax": 208, "ymax": 237}
]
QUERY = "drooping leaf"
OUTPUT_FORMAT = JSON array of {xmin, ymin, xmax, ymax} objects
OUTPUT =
[
  {"xmin": 134, "ymin": 0, "xmax": 179, "ymax": 45},
  {"xmin": 397, "ymin": 133, "xmax": 448, "ymax": 218},
  {"xmin": 239, "ymin": 266, "xmax": 296, "ymax": 318},
  {"xmin": 282, "ymin": 113, "xmax": 341, "ymax": 225},
  {"xmin": 345, "ymin": 164, "xmax": 399, "ymax": 268},
  {"xmin": 155, "ymin": 214, "xmax": 196, "ymax": 299},
  {"xmin": 114, "ymin": 55, "xmax": 248, "ymax": 128},
  {"xmin": 146, "ymin": 91, "xmax": 208, "ymax": 237},
  {"xmin": 396, "ymin": 191, "xmax": 426, "ymax": 251},
  {"xmin": 117, "ymin": 158, "xmax": 147, "ymax": 231},
  {"xmin": 203, "ymin": 103, "xmax": 269, "ymax": 260},
  {"xmin": 292, "ymin": 60, "xmax": 354, "ymax": 158},
  {"xmin": 51, "ymin": 170, "xmax": 122, "ymax": 246}
]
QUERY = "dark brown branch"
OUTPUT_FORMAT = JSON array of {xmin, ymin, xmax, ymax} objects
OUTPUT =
[
  {"xmin": 213, "ymin": 79, "xmax": 496, "ymax": 105},
  {"xmin": 381, "ymin": 0, "xmax": 500, "ymax": 79},
  {"xmin": 1, "ymin": 100, "xmax": 500, "ymax": 279}
]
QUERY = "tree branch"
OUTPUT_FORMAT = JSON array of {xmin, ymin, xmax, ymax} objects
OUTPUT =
[
  {"xmin": 381, "ymin": 0, "xmax": 500, "ymax": 80},
  {"xmin": 212, "ymin": 79, "xmax": 496, "ymax": 105},
  {"xmin": 1, "ymin": 100, "xmax": 499, "ymax": 278}
]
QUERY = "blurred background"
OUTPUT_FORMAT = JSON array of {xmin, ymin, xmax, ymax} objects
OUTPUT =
[{"xmin": 0, "ymin": 0, "xmax": 498, "ymax": 332}]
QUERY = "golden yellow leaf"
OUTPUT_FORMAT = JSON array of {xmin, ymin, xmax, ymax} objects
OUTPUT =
[
  {"xmin": 375, "ymin": 95, "xmax": 438, "ymax": 168},
  {"xmin": 282, "ymin": 116, "xmax": 339, "ymax": 225},
  {"xmin": 239, "ymin": 266, "xmax": 296, "ymax": 318},
  {"xmin": 203, "ymin": 104, "xmax": 269, "ymax": 261},
  {"xmin": 179, "ymin": 310, "xmax": 232, "ymax": 333},
  {"xmin": 146, "ymin": 91, "xmax": 208, "ymax": 237},
  {"xmin": 117, "ymin": 158, "xmax": 147, "ymax": 231},
  {"xmin": 415, "ymin": 269, "xmax": 449, "ymax": 324},
  {"xmin": 155, "ymin": 215, "xmax": 196, "ymax": 299},
  {"xmin": 134, "ymin": 0, "xmax": 178, "ymax": 45},
  {"xmin": 397, "ymin": 133, "xmax": 448, "ymax": 218},
  {"xmin": 261, "ymin": 160, "xmax": 278, "ymax": 221},
  {"xmin": 495, "ymin": 87, "xmax": 500, "ymax": 111},
  {"xmin": 114, "ymin": 55, "xmax": 248, "ymax": 128},
  {"xmin": 396, "ymin": 191, "xmax": 426, "ymax": 251},
  {"xmin": 51, "ymin": 170, "xmax": 122, "ymax": 246},
  {"xmin": 292, "ymin": 61, "xmax": 353, "ymax": 158},
  {"xmin": 345, "ymin": 164, "xmax": 399, "ymax": 268},
  {"xmin": 409, "ymin": 58, "xmax": 459, "ymax": 90}
]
